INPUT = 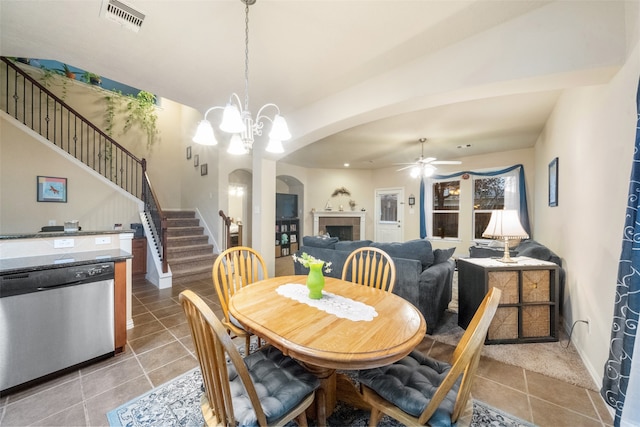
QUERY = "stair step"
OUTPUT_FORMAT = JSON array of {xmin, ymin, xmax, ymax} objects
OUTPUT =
[
  {"xmin": 167, "ymin": 244, "xmax": 214, "ymax": 260},
  {"xmin": 160, "ymin": 209, "xmax": 217, "ymax": 286},
  {"xmin": 167, "ymin": 235, "xmax": 209, "ymax": 247},
  {"xmin": 164, "ymin": 210, "xmax": 196, "ymax": 219},
  {"xmin": 169, "ymin": 253, "xmax": 215, "ymax": 270},
  {"xmin": 166, "ymin": 218, "xmax": 200, "ymax": 228},
  {"xmin": 166, "ymin": 226, "xmax": 204, "ymax": 237}
]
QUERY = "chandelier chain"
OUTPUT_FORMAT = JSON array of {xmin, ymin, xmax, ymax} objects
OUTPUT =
[{"xmin": 244, "ymin": 0, "xmax": 250, "ymax": 112}]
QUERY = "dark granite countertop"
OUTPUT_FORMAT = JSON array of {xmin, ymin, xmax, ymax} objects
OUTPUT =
[
  {"xmin": 0, "ymin": 250, "xmax": 133, "ymax": 275},
  {"xmin": 0, "ymin": 230, "xmax": 134, "ymax": 240}
]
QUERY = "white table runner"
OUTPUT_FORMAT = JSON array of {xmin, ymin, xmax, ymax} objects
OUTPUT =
[{"xmin": 276, "ymin": 283, "xmax": 378, "ymax": 322}]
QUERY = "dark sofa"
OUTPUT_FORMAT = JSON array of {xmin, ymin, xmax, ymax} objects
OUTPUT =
[{"xmin": 294, "ymin": 236, "xmax": 456, "ymax": 334}]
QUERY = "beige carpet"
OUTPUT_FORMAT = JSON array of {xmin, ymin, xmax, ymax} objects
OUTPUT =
[{"xmin": 431, "ymin": 271, "xmax": 598, "ymax": 391}]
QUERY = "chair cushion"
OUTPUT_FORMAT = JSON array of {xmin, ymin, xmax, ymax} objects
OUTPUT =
[
  {"xmin": 357, "ymin": 350, "xmax": 460, "ymax": 424},
  {"xmin": 228, "ymin": 346, "xmax": 320, "ymax": 427}
]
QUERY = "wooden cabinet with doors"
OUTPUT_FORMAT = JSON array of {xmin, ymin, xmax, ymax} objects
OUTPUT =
[{"xmin": 132, "ymin": 237, "xmax": 147, "ymax": 276}]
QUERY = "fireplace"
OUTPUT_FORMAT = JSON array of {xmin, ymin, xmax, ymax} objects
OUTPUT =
[
  {"xmin": 313, "ymin": 211, "xmax": 366, "ymax": 240},
  {"xmin": 326, "ymin": 225, "xmax": 353, "ymax": 241}
]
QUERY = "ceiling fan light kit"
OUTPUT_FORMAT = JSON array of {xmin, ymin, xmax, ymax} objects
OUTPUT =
[
  {"xmin": 192, "ymin": 0, "xmax": 290, "ymax": 155},
  {"xmin": 397, "ymin": 138, "xmax": 462, "ymax": 178}
]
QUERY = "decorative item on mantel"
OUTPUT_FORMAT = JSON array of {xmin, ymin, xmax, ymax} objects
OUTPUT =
[
  {"xmin": 328, "ymin": 186, "xmax": 353, "ymax": 212},
  {"xmin": 292, "ymin": 252, "xmax": 333, "ymax": 299}
]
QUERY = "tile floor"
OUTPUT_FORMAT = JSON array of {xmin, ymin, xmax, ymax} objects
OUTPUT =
[{"xmin": 0, "ymin": 263, "xmax": 614, "ymax": 427}]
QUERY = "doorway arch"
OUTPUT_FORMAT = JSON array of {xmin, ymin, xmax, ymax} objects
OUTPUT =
[{"xmin": 229, "ymin": 169, "xmax": 252, "ymax": 247}]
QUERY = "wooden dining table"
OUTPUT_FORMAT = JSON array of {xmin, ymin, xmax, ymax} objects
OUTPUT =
[{"xmin": 228, "ymin": 275, "xmax": 427, "ymax": 425}]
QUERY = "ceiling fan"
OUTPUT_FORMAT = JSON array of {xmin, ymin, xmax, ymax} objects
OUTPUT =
[{"xmin": 395, "ymin": 138, "xmax": 461, "ymax": 178}]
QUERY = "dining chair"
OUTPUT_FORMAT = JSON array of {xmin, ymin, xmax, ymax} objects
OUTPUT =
[
  {"xmin": 212, "ymin": 246, "xmax": 268, "ymax": 354},
  {"xmin": 357, "ymin": 287, "xmax": 502, "ymax": 427},
  {"xmin": 341, "ymin": 247, "xmax": 397, "ymax": 293},
  {"xmin": 179, "ymin": 290, "xmax": 320, "ymax": 427}
]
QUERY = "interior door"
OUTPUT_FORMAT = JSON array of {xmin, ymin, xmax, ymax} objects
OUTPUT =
[{"xmin": 375, "ymin": 188, "xmax": 404, "ymax": 242}]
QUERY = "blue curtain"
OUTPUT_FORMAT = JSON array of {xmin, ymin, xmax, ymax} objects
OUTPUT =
[
  {"xmin": 422, "ymin": 165, "xmax": 531, "ymax": 236},
  {"xmin": 601, "ymin": 77, "xmax": 640, "ymax": 427},
  {"xmin": 420, "ymin": 177, "xmax": 426, "ymax": 238}
]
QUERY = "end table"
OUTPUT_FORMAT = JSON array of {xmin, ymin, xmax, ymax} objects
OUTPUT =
[{"xmin": 458, "ymin": 256, "xmax": 559, "ymax": 344}]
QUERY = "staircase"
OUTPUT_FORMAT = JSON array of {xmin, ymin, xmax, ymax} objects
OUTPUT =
[{"xmin": 165, "ymin": 210, "xmax": 216, "ymax": 285}]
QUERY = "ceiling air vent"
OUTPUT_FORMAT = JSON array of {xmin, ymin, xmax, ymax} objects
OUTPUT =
[{"xmin": 100, "ymin": 0, "xmax": 145, "ymax": 33}]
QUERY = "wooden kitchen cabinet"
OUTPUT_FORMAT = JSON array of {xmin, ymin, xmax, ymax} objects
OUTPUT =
[
  {"xmin": 458, "ymin": 256, "xmax": 559, "ymax": 344},
  {"xmin": 132, "ymin": 237, "xmax": 147, "ymax": 276},
  {"xmin": 114, "ymin": 260, "xmax": 127, "ymax": 353}
]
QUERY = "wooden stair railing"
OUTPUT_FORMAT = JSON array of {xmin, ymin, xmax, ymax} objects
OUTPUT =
[{"xmin": 219, "ymin": 210, "xmax": 243, "ymax": 250}]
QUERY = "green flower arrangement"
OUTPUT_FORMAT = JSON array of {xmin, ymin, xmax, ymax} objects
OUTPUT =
[{"xmin": 292, "ymin": 252, "xmax": 333, "ymax": 274}]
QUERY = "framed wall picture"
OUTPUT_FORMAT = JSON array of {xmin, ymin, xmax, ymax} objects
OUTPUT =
[
  {"xmin": 186, "ymin": 146, "xmax": 192, "ymax": 160},
  {"xmin": 549, "ymin": 157, "xmax": 558, "ymax": 207},
  {"xmin": 194, "ymin": 154, "xmax": 199, "ymax": 167},
  {"xmin": 201, "ymin": 163, "xmax": 208, "ymax": 176},
  {"xmin": 37, "ymin": 176, "xmax": 67, "ymax": 202}
]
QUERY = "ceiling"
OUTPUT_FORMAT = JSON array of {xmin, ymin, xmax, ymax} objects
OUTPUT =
[{"xmin": 0, "ymin": 1, "xmax": 627, "ymax": 170}]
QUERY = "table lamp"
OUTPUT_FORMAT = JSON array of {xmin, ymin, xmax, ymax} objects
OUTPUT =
[{"xmin": 482, "ymin": 209, "xmax": 529, "ymax": 263}]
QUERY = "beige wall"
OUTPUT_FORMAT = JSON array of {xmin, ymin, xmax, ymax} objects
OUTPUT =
[
  {"xmin": 0, "ymin": 113, "xmax": 142, "ymax": 234},
  {"xmin": 533, "ymin": 38, "xmax": 639, "ymax": 383},
  {"xmin": 277, "ymin": 147, "xmax": 534, "ymax": 255}
]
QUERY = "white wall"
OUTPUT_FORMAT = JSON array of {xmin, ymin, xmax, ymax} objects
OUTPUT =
[{"xmin": 533, "ymin": 38, "xmax": 639, "ymax": 385}]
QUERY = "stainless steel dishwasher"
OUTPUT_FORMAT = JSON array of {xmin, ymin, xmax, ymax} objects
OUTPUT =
[{"xmin": 0, "ymin": 262, "xmax": 115, "ymax": 393}]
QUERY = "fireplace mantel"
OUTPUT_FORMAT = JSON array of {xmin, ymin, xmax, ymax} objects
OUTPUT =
[{"xmin": 313, "ymin": 211, "xmax": 366, "ymax": 240}]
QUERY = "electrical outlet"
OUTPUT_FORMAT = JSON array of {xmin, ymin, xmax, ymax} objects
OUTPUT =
[
  {"xmin": 586, "ymin": 317, "xmax": 591, "ymax": 334},
  {"xmin": 54, "ymin": 239, "xmax": 74, "ymax": 248},
  {"xmin": 95, "ymin": 236, "xmax": 111, "ymax": 245},
  {"xmin": 48, "ymin": 219, "xmax": 56, "ymax": 226}
]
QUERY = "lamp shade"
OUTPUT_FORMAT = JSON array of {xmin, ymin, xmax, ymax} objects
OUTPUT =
[
  {"xmin": 268, "ymin": 114, "xmax": 291, "ymax": 141},
  {"xmin": 227, "ymin": 134, "xmax": 249, "ymax": 155},
  {"xmin": 220, "ymin": 104, "xmax": 244, "ymax": 133},
  {"xmin": 482, "ymin": 210, "xmax": 529, "ymax": 239},
  {"xmin": 192, "ymin": 120, "xmax": 217, "ymax": 146},
  {"xmin": 265, "ymin": 139, "xmax": 284, "ymax": 153}
]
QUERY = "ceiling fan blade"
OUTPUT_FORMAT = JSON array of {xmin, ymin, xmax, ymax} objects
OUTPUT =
[
  {"xmin": 431, "ymin": 160, "xmax": 462, "ymax": 165},
  {"xmin": 419, "ymin": 157, "xmax": 437, "ymax": 164},
  {"xmin": 392, "ymin": 162, "xmax": 417, "ymax": 166},
  {"xmin": 396, "ymin": 165, "xmax": 416, "ymax": 171}
]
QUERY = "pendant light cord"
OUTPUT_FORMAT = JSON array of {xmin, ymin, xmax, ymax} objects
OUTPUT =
[{"xmin": 244, "ymin": 0, "xmax": 250, "ymax": 112}]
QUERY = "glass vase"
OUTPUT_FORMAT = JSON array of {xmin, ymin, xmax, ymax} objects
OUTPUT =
[{"xmin": 306, "ymin": 262, "xmax": 325, "ymax": 299}]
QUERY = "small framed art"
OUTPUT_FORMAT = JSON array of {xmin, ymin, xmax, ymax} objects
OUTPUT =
[
  {"xmin": 37, "ymin": 176, "xmax": 67, "ymax": 202},
  {"xmin": 186, "ymin": 146, "xmax": 192, "ymax": 160},
  {"xmin": 548, "ymin": 157, "xmax": 558, "ymax": 207},
  {"xmin": 194, "ymin": 154, "xmax": 199, "ymax": 167},
  {"xmin": 201, "ymin": 163, "xmax": 208, "ymax": 176}
]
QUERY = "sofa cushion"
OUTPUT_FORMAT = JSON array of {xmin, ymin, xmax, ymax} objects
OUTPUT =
[
  {"xmin": 517, "ymin": 239, "xmax": 551, "ymax": 261},
  {"xmin": 371, "ymin": 239, "xmax": 434, "ymax": 269},
  {"xmin": 433, "ymin": 247, "xmax": 456, "ymax": 264},
  {"xmin": 302, "ymin": 235, "xmax": 339, "ymax": 249},
  {"xmin": 335, "ymin": 240, "xmax": 373, "ymax": 252}
]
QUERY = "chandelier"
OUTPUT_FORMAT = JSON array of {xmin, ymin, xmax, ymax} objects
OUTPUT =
[{"xmin": 192, "ymin": 0, "xmax": 291, "ymax": 154}]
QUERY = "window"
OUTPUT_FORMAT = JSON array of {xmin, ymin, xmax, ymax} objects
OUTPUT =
[
  {"xmin": 431, "ymin": 180, "xmax": 460, "ymax": 238},
  {"xmin": 426, "ymin": 168, "xmax": 522, "ymax": 240},
  {"xmin": 379, "ymin": 193, "xmax": 398, "ymax": 222},
  {"xmin": 473, "ymin": 177, "xmax": 505, "ymax": 238}
]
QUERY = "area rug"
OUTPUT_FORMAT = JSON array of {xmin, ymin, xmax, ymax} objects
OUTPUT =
[
  {"xmin": 107, "ymin": 367, "xmax": 536, "ymax": 427},
  {"xmin": 431, "ymin": 272, "xmax": 598, "ymax": 391}
]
